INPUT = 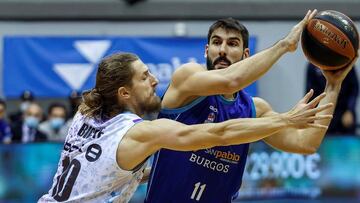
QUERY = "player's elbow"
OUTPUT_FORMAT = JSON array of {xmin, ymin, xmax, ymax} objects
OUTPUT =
[
  {"xmin": 300, "ymin": 147, "xmax": 317, "ymax": 155},
  {"xmin": 293, "ymin": 140, "xmax": 321, "ymax": 155},
  {"xmin": 302, "ymin": 140, "xmax": 323, "ymax": 154},
  {"xmin": 292, "ymin": 145, "xmax": 318, "ymax": 155},
  {"xmin": 278, "ymin": 143, "xmax": 319, "ymax": 155}
]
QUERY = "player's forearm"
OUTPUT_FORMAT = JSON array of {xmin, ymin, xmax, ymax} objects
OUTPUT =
[
  {"xmin": 296, "ymin": 83, "xmax": 340, "ymax": 151},
  {"xmin": 222, "ymin": 40, "xmax": 289, "ymax": 92},
  {"xmin": 214, "ymin": 114, "xmax": 290, "ymax": 145},
  {"xmin": 170, "ymin": 115, "xmax": 289, "ymax": 152}
]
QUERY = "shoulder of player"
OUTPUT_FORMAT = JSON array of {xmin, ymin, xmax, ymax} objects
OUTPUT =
[
  {"xmin": 163, "ymin": 62, "xmax": 206, "ymax": 102},
  {"xmin": 252, "ymin": 97, "xmax": 275, "ymax": 117},
  {"xmin": 171, "ymin": 62, "xmax": 206, "ymax": 85}
]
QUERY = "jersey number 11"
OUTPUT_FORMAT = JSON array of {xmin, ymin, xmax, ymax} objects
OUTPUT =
[{"xmin": 191, "ymin": 182, "xmax": 206, "ymax": 201}]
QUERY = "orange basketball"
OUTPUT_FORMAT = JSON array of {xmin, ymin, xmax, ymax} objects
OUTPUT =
[{"xmin": 301, "ymin": 10, "xmax": 359, "ymax": 70}]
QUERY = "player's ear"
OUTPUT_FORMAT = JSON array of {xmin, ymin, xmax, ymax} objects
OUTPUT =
[
  {"xmin": 243, "ymin": 48, "xmax": 250, "ymax": 59},
  {"xmin": 118, "ymin": 86, "xmax": 131, "ymax": 101},
  {"xmin": 204, "ymin": 44, "xmax": 209, "ymax": 58}
]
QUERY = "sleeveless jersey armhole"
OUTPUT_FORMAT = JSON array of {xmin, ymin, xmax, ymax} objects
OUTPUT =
[{"xmin": 250, "ymin": 97, "xmax": 256, "ymax": 118}]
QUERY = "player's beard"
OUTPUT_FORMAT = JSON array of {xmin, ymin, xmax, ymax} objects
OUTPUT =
[
  {"xmin": 206, "ymin": 55, "xmax": 243, "ymax": 70},
  {"xmin": 139, "ymin": 95, "xmax": 161, "ymax": 114},
  {"xmin": 206, "ymin": 57, "xmax": 215, "ymax": 70}
]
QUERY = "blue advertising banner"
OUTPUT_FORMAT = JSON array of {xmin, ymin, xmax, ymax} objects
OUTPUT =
[
  {"xmin": 3, "ymin": 36, "xmax": 257, "ymax": 98},
  {"xmin": 1, "ymin": 137, "xmax": 359, "ymax": 202}
]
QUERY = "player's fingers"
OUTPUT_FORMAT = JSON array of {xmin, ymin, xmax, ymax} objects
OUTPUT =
[
  {"xmin": 311, "ymin": 115, "xmax": 333, "ymax": 121},
  {"xmin": 349, "ymin": 55, "xmax": 359, "ymax": 66},
  {"xmin": 307, "ymin": 123, "xmax": 328, "ymax": 129},
  {"xmin": 302, "ymin": 9, "xmax": 317, "ymax": 24},
  {"xmin": 304, "ymin": 103, "xmax": 333, "ymax": 115},
  {"xmin": 314, "ymin": 103, "xmax": 334, "ymax": 112},
  {"xmin": 304, "ymin": 115, "xmax": 332, "ymax": 124},
  {"xmin": 304, "ymin": 10, "xmax": 311, "ymax": 21},
  {"xmin": 307, "ymin": 92, "xmax": 326, "ymax": 107},
  {"xmin": 308, "ymin": 9, "xmax": 318, "ymax": 20},
  {"xmin": 300, "ymin": 89, "xmax": 314, "ymax": 104}
]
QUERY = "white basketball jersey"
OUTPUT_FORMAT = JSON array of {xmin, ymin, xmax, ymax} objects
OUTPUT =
[{"xmin": 39, "ymin": 112, "xmax": 145, "ymax": 203}]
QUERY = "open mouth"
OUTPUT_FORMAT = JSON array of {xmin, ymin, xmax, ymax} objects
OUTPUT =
[
  {"xmin": 215, "ymin": 61, "xmax": 231, "ymax": 69},
  {"xmin": 214, "ymin": 57, "xmax": 231, "ymax": 68},
  {"xmin": 217, "ymin": 60, "xmax": 230, "ymax": 66}
]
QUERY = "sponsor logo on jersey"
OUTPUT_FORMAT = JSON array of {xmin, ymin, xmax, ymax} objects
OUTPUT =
[
  {"xmin": 205, "ymin": 149, "xmax": 240, "ymax": 164},
  {"xmin": 204, "ymin": 112, "xmax": 216, "ymax": 123},
  {"xmin": 64, "ymin": 142, "xmax": 84, "ymax": 153},
  {"xmin": 204, "ymin": 105, "xmax": 218, "ymax": 123},
  {"xmin": 209, "ymin": 105, "xmax": 218, "ymax": 113},
  {"xmin": 189, "ymin": 153, "xmax": 230, "ymax": 173}
]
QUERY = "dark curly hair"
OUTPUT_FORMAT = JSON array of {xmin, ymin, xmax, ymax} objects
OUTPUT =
[{"xmin": 207, "ymin": 17, "xmax": 249, "ymax": 49}]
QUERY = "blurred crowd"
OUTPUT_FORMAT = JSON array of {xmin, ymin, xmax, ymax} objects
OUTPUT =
[
  {"xmin": 0, "ymin": 90, "xmax": 82, "ymax": 144},
  {"xmin": 1, "ymin": 61, "xmax": 359, "ymax": 145}
]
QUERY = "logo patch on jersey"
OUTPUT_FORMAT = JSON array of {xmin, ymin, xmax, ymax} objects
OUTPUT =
[
  {"xmin": 64, "ymin": 142, "xmax": 84, "ymax": 153},
  {"xmin": 205, "ymin": 149, "xmax": 241, "ymax": 164},
  {"xmin": 85, "ymin": 144, "xmax": 102, "ymax": 162},
  {"xmin": 209, "ymin": 105, "xmax": 218, "ymax": 113},
  {"xmin": 204, "ymin": 105, "xmax": 218, "ymax": 123},
  {"xmin": 189, "ymin": 153, "xmax": 230, "ymax": 173},
  {"xmin": 204, "ymin": 112, "xmax": 216, "ymax": 123}
]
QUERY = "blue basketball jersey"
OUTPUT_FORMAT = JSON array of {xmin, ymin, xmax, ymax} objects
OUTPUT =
[{"xmin": 145, "ymin": 91, "xmax": 255, "ymax": 203}]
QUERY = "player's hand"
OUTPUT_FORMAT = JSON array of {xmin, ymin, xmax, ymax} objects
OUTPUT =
[
  {"xmin": 321, "ymin": 54, "xmax": 359, "ymax": 85},
  {"xmin": 282, "ymin": 89, "xmax": 333, "ymax": 129},
  {"xmin": 282, "ymin": 9, "xmax": 317, "ymax": 52}
]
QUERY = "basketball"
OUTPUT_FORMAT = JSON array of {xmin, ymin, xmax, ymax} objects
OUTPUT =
[{"xmin": 301, "ymin": 10, "xmax": 359, "ymax": 70}]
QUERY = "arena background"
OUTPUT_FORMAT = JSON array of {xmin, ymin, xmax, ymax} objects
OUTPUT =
[{"xmin": 0, "ymin": 0, "xmax": 359, "ymax": 202}]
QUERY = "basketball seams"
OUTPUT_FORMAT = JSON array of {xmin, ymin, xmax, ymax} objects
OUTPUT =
[
  {"xmin": 313, "ymin": 10, "xmax": 359, "ymax": 51},
  {"xmin": 306, "ymin": 19, "xmax": 355, "ymax": 58},
  {"xmin": 301, "ymin": 29, "xmax": 349, "ymax": 70}
]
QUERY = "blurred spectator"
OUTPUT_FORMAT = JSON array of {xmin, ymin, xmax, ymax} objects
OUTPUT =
[
  {"xmin": 59, "ymin": 90, "xmax": 82, "ymax": 138},
  {"xmin": 9, "ymin": 90, "xmax": 35, "ymax": 124},
  {"xmin": 68, "ymin": 90, "xmax": 82, "ymax": 118},
  {"xmin": 11, "ymin": 102, "xmax": 47, "ymax": 143},
  {"xmin": 305, "ymin": 63, "xmax": 359, "ymax": 134},
  {"xmin": 0, "ymin": 99, "xmax": 12, "ymax": 144},
  {"xmin": 39, "ymin": 103, "xmax": 68, "ymax": 142}
]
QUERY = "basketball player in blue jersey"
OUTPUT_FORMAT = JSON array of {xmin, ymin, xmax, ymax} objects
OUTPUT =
[
  {"xmin": 39, "ymin": 53, "xmax": 331, "ymax": 202},
  {"xmin": 145, "ymin": 10, "xmax": 359, "ymax": 202}
]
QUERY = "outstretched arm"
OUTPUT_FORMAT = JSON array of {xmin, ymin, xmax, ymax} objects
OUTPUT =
[
  {"xmin": 165, "ymin": 10, "xmax": 317, "ymax": 106},
  {"xmin": 262, "ymin": 57, "xmax": 358, "ymax": 154},
  {"xmin": 117, "ymin": 95, "xmax": 332, "ymax": 170}
]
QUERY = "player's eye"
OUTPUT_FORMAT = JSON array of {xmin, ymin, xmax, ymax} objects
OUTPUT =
[
  {"xmin": 212, "ymin": 40, "xmax": 221, "ymax": 45},
  {"xmin": 228, "ymin": 41, "xmax": 239, "ymax": 47}
]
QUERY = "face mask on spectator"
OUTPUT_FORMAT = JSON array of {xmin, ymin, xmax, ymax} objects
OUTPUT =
[
  {"xmin": 20, "ymin": 101, "xmax": 31, "ymax": 112},
  {"xmin": 50, "ymin": 118, "xmax": 65, "ymax": 130},
  {"xmin": 25, "ymin": 116, "xmax": 40, "ymax": 128}
]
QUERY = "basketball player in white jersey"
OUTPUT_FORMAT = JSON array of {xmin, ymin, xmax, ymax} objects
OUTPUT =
[{"xmin": 39, "ymin": 53, "xmax": 333, "ymax": 202}]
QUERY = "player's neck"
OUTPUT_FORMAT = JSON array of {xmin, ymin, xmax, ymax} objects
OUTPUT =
[
  {"xmin": 222, "ymin": 94, "xmax": 235, "ymax": 100},
  {"xmin": 124, "ymin": 105, "xmax": 145, "ymax": 118}
]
